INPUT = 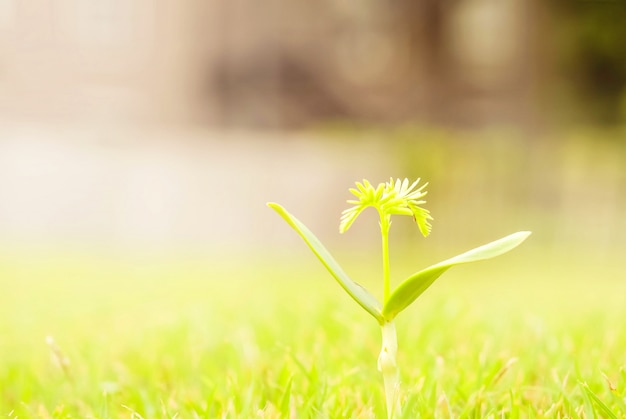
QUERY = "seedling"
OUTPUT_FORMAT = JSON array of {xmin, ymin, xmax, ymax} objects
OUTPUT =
[{"xmin": 268, "ymin": 178, "xmax": 530, "ymax": 417}]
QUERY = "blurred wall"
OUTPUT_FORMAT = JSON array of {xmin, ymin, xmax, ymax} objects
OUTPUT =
[
  {"xmin": 0, "ymin": 1, "xmax": 623, "ymax": 255},
  {"xmin": 0, "ymin": 0, "xmax": 207, "ymax": 125},
  {"xmin": 2, "ymin": 0, "xmax": 624, "ymax": 129},
  {"xmin": 206, "ymin": 0, "xmax": 539, "ymax": 128},
  {"xmin": 0, "ymin": 0, "xmax": 544, "ymax": 129},
  {"xmin": 0, "ymin": 126, "xmax": 394, "ymax": 251}
]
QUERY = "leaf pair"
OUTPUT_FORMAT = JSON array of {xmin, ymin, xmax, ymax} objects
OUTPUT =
[{"xmin": 268, "ymin": 203, "xmax": 530, "ymax": 324}]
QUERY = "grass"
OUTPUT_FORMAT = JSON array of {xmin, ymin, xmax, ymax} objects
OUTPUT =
[{"xmin": 1, "ymin": 245, "xmax": 625, "ymax": 418}]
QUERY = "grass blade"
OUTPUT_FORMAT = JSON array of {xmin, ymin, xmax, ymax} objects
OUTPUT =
[
  {"xmin": 579, "ymin": 381, "xmax": 619, "ymax": 419},
  {"xmin": 382, "ymin": 231, "xmax": 531, "ymax": 320},
  {"xmin": 280, "ymin": 376, "xmax": 293, "ymax": 418},
  {"xmin": 268, "ymin": 203, "xmax": 384, "ymax": 324}
]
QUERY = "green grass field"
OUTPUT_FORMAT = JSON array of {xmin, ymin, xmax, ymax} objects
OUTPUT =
[{"xmin": 1, "ymin": 244, "xmax": 625, "ymax": 418}]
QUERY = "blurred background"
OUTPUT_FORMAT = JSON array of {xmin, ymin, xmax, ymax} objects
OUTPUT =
[
  {"xmin": 1, "ymin": 7, "xmax": 625, "ymax": 417},
  {"xmin": 0, "ymin": 0, "xmax": 624, "ymax": 262}
]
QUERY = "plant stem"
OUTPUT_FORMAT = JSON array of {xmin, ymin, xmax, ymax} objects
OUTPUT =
[
  {"xmin": 378, "ymin": 321, "xmax": 400, "ymax": 419},
  {"xmin": 380, "ymin": 215, "xmax": 391, "ymax": 303}
]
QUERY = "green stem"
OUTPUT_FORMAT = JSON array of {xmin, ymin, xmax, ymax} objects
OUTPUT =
[
  {"xmin": 378, "ymin": 321, "xmax": 400, "ymax": 419},
  {"xmin": 381, "ymin": 215, "xmax": 391, "ymax": 303}
]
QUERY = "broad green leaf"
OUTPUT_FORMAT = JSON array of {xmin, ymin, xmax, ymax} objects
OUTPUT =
[
  {"xmin": 382, "ymin": 231, "xmax": 531, "ymax": 321},
  {"xmin": 268, "ymin": 203, "xmax": 384, "ymax": 324}
]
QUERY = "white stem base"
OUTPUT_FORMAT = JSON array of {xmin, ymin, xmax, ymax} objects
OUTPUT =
[{"xmin": 378, "ymin": 321, "xmax": 400, "ymax": 419}]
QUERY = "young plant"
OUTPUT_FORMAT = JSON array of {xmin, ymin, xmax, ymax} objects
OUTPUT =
[{"xmin": 268, "ymin": 178, "xmax": 530, "ymax": 418}]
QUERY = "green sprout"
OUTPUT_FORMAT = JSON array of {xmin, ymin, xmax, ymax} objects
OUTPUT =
[{"xmin": 268, "ymin": 178, "xmax": 530, "ymax": 418}]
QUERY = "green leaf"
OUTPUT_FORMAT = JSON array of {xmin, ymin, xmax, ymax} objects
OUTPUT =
[
  {"xmin": 339, "ymin": 178, "xmax": 431, "ymax": 236},
  {"xmin": 382, "ymin": 231, "xmax": 531, "ymax": 320},
  {"xmin": 268, "ymin": 203, "xmax": 384, "ymax": 324}
]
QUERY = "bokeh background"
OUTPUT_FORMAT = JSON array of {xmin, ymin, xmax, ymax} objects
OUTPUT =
[
  {"xmin": 0, "ymin": 0, "xmax": 624, "ymax": 270},
  {"xmin": 2, "ymin": 5, "xmax": 626, "ymax": 416}
]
